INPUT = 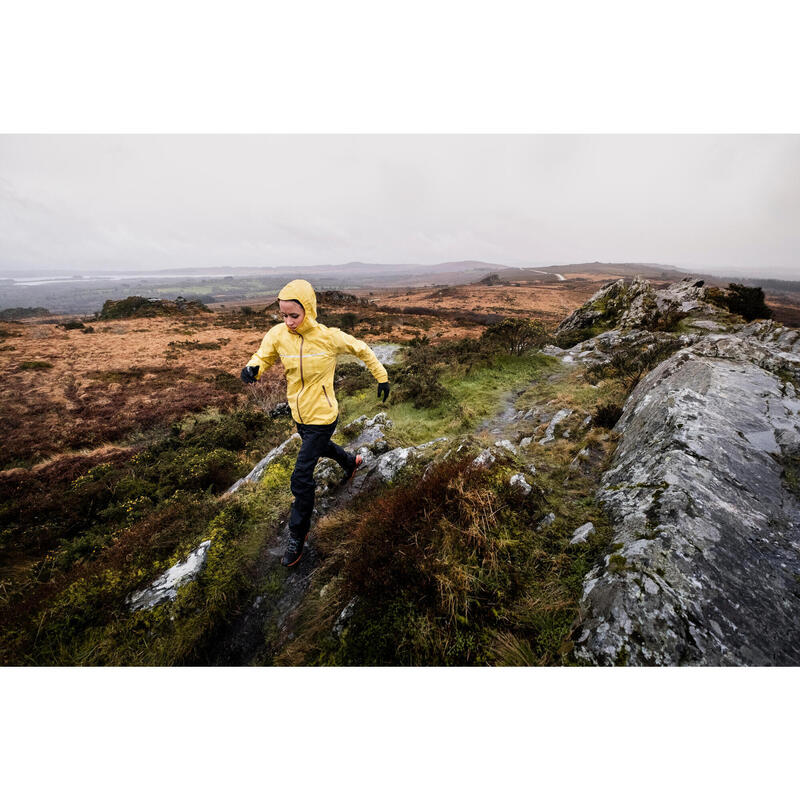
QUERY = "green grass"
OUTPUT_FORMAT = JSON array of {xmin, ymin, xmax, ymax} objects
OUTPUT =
[
  {"xmin": 516, "ymin": 364, "xmax": 628, "ymax": 419},
  {"xmin": 337, "ymin": 352, "xmax": 558, "ymax": 446}
]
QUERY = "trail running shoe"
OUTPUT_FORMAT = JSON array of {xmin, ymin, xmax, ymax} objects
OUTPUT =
[
  {"xmin": 281, "ymin": 532, "xmax": 308, "ymax": 567},
  {"xmin": 347, "ymin": 454, "xmax": 363, "ymax": 484}
]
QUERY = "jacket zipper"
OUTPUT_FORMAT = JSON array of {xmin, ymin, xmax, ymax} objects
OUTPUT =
[
  {"xmin": 296, "ymin": 333, "xmax": 305, "ymax": 422},
  {"xmin": 322, "ymin": 385, "xmax": 332, "ymax": 407}
]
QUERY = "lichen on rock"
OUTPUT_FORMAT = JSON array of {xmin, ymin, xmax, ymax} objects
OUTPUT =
[{"xmin": 575, "ymin": 326, "xmax": 800, "ymax": 665}]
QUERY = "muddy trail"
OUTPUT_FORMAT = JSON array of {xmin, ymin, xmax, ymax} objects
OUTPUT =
[
  {"xmin": 202, "ymin": 521, "xmax": 321, "ymax": 666},
  {"xmin": 201, "ymin": 467, "xmax": 364, "ymax": 666}
]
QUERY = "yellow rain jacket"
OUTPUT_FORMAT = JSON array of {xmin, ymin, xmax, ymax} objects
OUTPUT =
[{"xmin": 247, "ymin": 279, "xmax": 389, "ymax": 426}]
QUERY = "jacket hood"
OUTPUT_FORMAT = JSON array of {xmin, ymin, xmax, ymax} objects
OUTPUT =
[{"xmin": 278, "ymin": 279, "xmax": 318, "ymax": 334}]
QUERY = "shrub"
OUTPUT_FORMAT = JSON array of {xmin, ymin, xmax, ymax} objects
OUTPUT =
[
  {"xmin": 586, "ymin": 338, "xmax": 682, "ymax": 392},
  {"xmin": 0, "ymin": 307, "xmax": 50, "ymax": 320},
  {"xmin": 339, "ymin": 312, "xmax": 359, "ymax": 332},
  {"xmin": 334, "ymin": 362, "xmax": 373, "ymax": 395},
  {"xmin": 244, "ymin": 367, "xmax": 287, "ymax": 413},
  {"xmin": 18, "ymin": 361, "xmax": 54, "ymax": 370},
  {"xmin": 210, "ymin": 371, "xmax": 242, "ymax": 394},
  {"xmin": 341, "ymin": 455, "xmax": 523, "ymax": 616},
  {"xmin": 480, "ymin": 318, "xmax": 549, "ymax": 356},
  {"xmin": 281, "ymin": 451, "xmax": 579, "ymax": 666},
  {"xmin": 97, "ymin": 296, "xmax": 210, "ymax": 320},
  {"xmin": 387, "ymin": 337, "xmax": 455, "ymax": 408},
  {"xmin": 593, "ymin": 402, "xmax": 624, "ymax": 428},
  {"xmin": 392, "ymin": 356, "xmax": 452, "ymax": 409},
  {"xmin": 649, "ymin": 301, "xmax": 688, "ymax": 332},
  {"xmin": 554, "ymin": 325, "xmax": 605, "ymax": 349},
  {"xmin": 165, "ymin": 338, "xmax": 229, "ymax": 358},
  {"xmin": 722, "ymin": 283, "xmax": 773, "ymax": 321}
]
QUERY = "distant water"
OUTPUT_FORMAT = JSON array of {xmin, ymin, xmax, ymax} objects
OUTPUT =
[{"xmin": 10, "ymin": 273, "xmax": 251, "ymax": 286}]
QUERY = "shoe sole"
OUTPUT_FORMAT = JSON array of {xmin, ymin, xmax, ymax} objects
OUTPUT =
[
  {"xmin": 282, "ymin": 532, "xmax": 309, "ymax": 568},
  {"xmin": 346, "ymin": 454, "xmax": 363, "ymax": 485}
]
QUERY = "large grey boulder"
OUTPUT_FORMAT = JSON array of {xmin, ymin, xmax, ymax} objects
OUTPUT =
[{"xmin": 575, "ymin": 329, "xmax": 800, "ymax": 665}]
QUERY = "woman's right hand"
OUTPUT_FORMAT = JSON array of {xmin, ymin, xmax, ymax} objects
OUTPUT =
[{"xmin": 240, "ymin": 365, "xmax": 259, "ymax": 384}]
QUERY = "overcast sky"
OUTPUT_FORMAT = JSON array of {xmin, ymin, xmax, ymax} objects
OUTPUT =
[{"xmin": 1, "ymin": 135, "xmax": 798, "ymax": 279}]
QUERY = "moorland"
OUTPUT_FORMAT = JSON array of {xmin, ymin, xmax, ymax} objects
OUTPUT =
[{"xmin": 1, "ymin": 264, "xmax": 798, "ymax": 665}]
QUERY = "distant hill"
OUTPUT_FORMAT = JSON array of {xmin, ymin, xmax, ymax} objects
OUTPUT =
[
  {"xmin": 542, "ymin": 261, "xmax": 687, "ymax": 277},
  {"xmin": 470, "ymin": 262, "xmax": 691, "ymax": 285}
]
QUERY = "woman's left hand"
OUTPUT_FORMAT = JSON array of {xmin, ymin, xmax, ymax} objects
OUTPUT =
[{"xmin": 377, "ymin": 381, "xmax": 390, "ymax": 402}]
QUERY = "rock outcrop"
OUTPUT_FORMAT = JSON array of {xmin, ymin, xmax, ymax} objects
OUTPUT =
[
  {"xmin": 556, "ymin": 276, "xmax": 722, "ymax": 335},
  {"xmin": 575, "ymin": 325, "xmax": 800, "ymax": 665}
]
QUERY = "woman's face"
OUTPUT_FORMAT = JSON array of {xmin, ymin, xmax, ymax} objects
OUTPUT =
[{"xmin": 279, "ymin": 299, "xmax": 306, "ymax": 331}]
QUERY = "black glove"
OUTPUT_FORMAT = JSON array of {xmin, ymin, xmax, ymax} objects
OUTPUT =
[
  {"xmin": 240, "ymin": 365, "xmax": 259, "ymax": 384},
  {"xmin": 377, "ymin": 381, "xmax": 390, "ymax": 402}
]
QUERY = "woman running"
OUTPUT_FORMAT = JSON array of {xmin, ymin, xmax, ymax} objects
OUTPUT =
[{"xmin": 240, "ymin": 279, "xmax": 390, "ymax": 567}]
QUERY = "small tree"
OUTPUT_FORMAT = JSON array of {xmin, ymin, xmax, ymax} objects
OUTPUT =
[
  {"xmin": 480, "ymin": 318, "xmax": 549, "ymax": 356},
  {"xmin": 723, "ymin": 283, "xmax": 772, "ymax": 321},
  {"xmin": 339, "ymin": 312, "xmax": 358, "ymax": 332}
]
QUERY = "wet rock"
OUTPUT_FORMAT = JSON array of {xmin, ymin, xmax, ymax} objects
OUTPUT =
[
  {"xmin": 560, "ymin": 328, "xmax": 687, "ymax": 371},
  {"xmin": 570, "ymin": 447, "xmax": 590, "ymax": 471},
  {"xmin": 333, "ymin": 597, "xmax": 358, "ymax": 636},
  {"xmin": 269, "ymin": 402, "xmax": 291, "ymax": 418},
  {"xmin": 555, "ymin": 278, "xmax": 626, "ymax": 334},
  {"xmin": 495, "ymin": 439, "xmax": 517, "ymax": 454},
  {"xmin": 349, "ymin": 437, "xmax": 449, "ymax": 491},
  {"xmin": 537, "ymin": 512, "xmax": 555, "ymax": 531},
  {"xmin": 128, "ymin": 540, "xmax": 212, "ymax": 611},
  {"xmin": 348, "ymin": 412, "xmax": 393, "ymax": 451},
  {"xmin": 539, "ymin": 409, "xmax": 572, "ymax": 444},
  {"xmin": 688, "ymin": 319, "xmax": 724, "ymax": 332},
  {"xmin": 311, "ymin": 413, "xmax": 395, "ymax": 497},
  {"xmin": 225, "ymin": 433, "xmax": 301, "ymax": 495},
  {"xmin": 509, "ymin": 473, "xmax": 532, "ymax": 494},
  {"xmin": 369, "ymin": 343, "xmax": 403, "ymax": 365},
  {"xmin": 472, "ymin": 449, "xmax": 496, "ymax": 468},
  {"xmin": 569, "ymin": 522, "xmax": 595, "ymax": 545},
  {"xmin": 575, "ymin": 328, "xmax": 800, "ymax": 665}
]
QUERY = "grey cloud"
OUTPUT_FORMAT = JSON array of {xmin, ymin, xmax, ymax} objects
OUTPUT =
[{"xmin": 0, "ymin": 135, "xmax": 798, "ymax": 277}]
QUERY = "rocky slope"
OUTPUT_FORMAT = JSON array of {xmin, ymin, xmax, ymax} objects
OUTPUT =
[
  {"xmin": 120, "ymin": 276, "xmax": 800, "ymax": 665},
  {"xmin": 573, "ymin": 321, "xmax": 800, "ymax": 665},
  {"xmin": 549, "ymin": 275, "xmax": 800, "ymax": 665}
]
